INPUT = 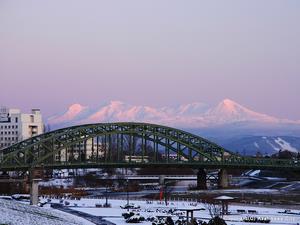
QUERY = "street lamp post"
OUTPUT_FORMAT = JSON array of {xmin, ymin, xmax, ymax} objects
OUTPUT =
[
  {"xmin": 164, "ymin": 181, "xmax": 172, "ymax": 206},
  {"xmin": 105, "ymin": 185, "xmax": 108, "ymax": 207},
  {"xmin": 126, "ymin": 179, "xmax": 129, "ymax": 206}
]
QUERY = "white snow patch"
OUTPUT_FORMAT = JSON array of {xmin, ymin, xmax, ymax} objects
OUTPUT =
[
  {"xmin": 248, "ymin": 170, "xmax": 261, "ymax": 177},
  {"xmin": 266, "ymin": 140, "xmax": 280, "ymax": 151},
  {"xmin": 274, "ymin": 137, "xmax": 299, "ymax": 153},
  {"xmin": 39, "ymin": 178, "xmax": 74, "ymax": 188}
]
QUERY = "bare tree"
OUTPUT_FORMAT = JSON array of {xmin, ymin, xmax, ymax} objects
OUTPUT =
[{"xmin": 204, "ymin": 202, "xmax": 223, "ymax": 219}]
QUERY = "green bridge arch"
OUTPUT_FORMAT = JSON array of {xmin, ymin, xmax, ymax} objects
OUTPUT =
[{"xmin": 0, "ymin": 122, "xmax": 299, "ymax": 171}]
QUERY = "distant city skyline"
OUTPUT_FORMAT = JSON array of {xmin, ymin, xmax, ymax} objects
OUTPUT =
[{"xmin": 1, "ymin": 0, "xmax": 300, "ymax": 120}]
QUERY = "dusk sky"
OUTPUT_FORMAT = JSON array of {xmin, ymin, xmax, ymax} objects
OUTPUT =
[{"xmin": 1, "ymin": 0, "xmax": 299, "ymax": 119}]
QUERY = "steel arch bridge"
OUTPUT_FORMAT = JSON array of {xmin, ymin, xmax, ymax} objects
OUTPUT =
[{"xmin": 0, "ymin": 122, "xmax": 299, "ymax": 172}]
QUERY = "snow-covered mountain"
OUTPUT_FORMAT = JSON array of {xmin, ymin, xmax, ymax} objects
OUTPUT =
[
  {"xmin": 49, "ymin": 103, "xmax": 89, "ymax": 125},
  {"xmin": 216, "ymin": 136, "xmax": 300, "ymax": 155},
  {"xmin": 47, "ymin": 99, "xmax": 299, "ymax": 130},
  {"xmin": 204, "ymin": 99, "xmax": 279, "ymax": 124},
  {"xmin": 47, "ymin": 99, "xmax": 300, "ymax": 154}
]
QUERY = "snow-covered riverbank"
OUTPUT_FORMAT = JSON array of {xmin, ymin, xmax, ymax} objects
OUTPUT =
[
  {"xmin": 1, "ymin": 196, "xmax": 299, "ymax": 225},
  {"xmin": 47, "ymin": 197, "xmax": 300, "ymax": 225},
  {"xmin": 0, "ymin": 199, "xmax": 93, "ymax": 225}
]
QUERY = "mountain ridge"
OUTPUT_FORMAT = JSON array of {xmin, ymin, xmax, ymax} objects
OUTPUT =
[{"xmin": 47, "ymin": 99, "xmax": 300, "ymax": 130}]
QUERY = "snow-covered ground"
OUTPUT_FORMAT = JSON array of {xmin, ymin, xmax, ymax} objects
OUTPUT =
[
  {"xmin": 39, "ymin": 178, "xmax": 74, "ymax": 188},
  {"xmin": 1, "ymin": 196, "xmax": 299, "ymax": 225},
  {"xmin": 47, "ymin": 198, "xmax": 300, "ymax": 225},
  {"xmin": 0, "ymin": 199, "xmax": 93, "ymax": 225}
]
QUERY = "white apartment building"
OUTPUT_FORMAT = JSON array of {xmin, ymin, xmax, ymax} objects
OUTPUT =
[
  {"xmin": 56, "ymin": 139, "xmax": 106, "ymax": 162},
  {"xmin": 0, "ymin": 107, "xmax": 44, "ymax": 150}
]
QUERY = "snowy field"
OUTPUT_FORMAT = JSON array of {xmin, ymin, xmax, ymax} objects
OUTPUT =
[
  {"xmin": 0, "ymin": 199, "xmax": 93, "ymax": 225},
  {"xmin": 47, "ymin": 197, "xmax": 300, "ymax": 225}
]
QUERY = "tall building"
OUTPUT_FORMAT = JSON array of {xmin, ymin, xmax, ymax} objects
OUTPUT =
[{"xmin": 0, "ymin": 107, "xmax": 44, "ymax": 150}]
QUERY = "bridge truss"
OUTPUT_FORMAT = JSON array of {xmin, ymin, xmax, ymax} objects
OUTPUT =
[{"xmin": 0, "ymin": 123, "xmax": 299, "ymax": 172}]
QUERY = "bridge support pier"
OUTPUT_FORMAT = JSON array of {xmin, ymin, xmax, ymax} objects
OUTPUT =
[
  {"xmin": 197, "ymin": 169, "xmax": 207, "ymax": 190},
  {"xmin": 218, "ymin": 169, "xmax": 229, "ymax": 189},
  {"xmin": 30, "ymin": 179, "xmax": 41, "ymax": 205},
  {"xmin": 159, "ymin": 175, "xmax": 165, "ymax": 186},
  {"xmin": 29, "ymin": 168, "xmax": 44, "ymax": 205}
]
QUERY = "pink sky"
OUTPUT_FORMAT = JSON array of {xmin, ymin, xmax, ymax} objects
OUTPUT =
[{"xmin": 0, "ymin": 0, "xmax": 299, "ymax": 119}]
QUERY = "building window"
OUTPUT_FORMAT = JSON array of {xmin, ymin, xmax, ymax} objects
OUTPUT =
[
  {"xmin": 15, "ymin": 117, "xmax": 18, "ymax": 123},
  {"xmin": 30, "ymin": 115, "xmax": 34, "ymax": 123}
]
